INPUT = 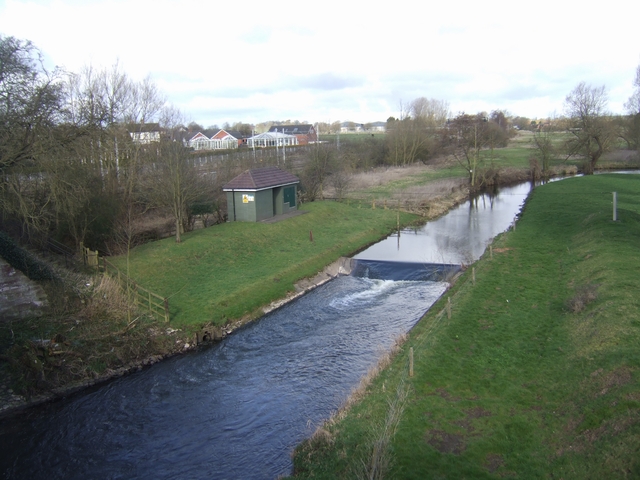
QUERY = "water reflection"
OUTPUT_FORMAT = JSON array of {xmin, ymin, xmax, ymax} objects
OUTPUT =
[{"xmin": 355, "ymin": 182, "xmax": 532, "ymax": 265}]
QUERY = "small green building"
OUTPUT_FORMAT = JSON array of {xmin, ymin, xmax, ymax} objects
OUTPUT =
[{"xmin": 222, "ymin": 167, "xmax": 300, "ymax": 222}]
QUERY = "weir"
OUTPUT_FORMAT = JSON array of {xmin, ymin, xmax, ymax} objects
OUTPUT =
[{"xmin": 351, "ymin": 259, "xmax": 461, "ymax": 282}]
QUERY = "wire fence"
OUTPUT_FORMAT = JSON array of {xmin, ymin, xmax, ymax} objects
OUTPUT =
[{"xmin": 81, "ymin": 244, "xmax": 170, "ymax": 323}]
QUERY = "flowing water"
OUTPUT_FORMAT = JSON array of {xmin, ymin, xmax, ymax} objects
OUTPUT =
[{"xmin": 0, "ymin": 182, "xmax": 532, "ymax": 480}]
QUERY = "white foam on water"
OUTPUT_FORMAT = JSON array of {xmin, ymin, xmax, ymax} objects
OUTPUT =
[{"xmin": 328, "ymin": 278, "xmax": 399, "ymax": 309}]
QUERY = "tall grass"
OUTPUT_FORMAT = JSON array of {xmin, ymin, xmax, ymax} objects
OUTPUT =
[{"xmin": 355, "ymin": 377, "xmax": 409, "ymax": 480}]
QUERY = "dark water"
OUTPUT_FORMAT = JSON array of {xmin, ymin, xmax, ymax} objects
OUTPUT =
[
  {"xmin": 0, "ymin": 182, "xmax": 532, "ymax": 480},
  {"xmin": 0, "ymin": 277, "xmax": 447, "ymax": 479}
]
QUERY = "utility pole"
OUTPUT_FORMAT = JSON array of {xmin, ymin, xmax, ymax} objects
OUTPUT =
[
  {"xmin": 252, "ymin": 128, "xmax": 256, "ymax": 162},
  {"xmin": 283, "ymin": 134, "xmax": 286, "ymax": 166}
]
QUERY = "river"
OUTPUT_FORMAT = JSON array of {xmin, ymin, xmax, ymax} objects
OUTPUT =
[{"xmin": 0, "ymin": 182, "xmax": 532, "ymax": 480}]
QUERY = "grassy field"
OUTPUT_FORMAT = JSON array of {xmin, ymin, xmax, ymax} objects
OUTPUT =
[
  {"xmin": 323, "ymin": 131, "xmax": 581, "ymax": 203},
  {"xmin": 109, "ymin": 201, "xmax": 419, "ymax": 328},
  {"xmin": 320, "ymin": 133, "xmax": 385, "ymax": 144},
  {"xmin": 290, "ymin": 174, "xmax": 640, "ymax": 479}
]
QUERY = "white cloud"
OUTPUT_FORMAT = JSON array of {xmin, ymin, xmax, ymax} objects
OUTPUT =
[{"xmin": 1, "ymin": 0, "xmax": 639, "ymax": 125}]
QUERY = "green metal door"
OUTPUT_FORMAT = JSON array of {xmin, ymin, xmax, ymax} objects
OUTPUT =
[{"xmin": 284, "ymin": 186, "xmax": 296, "ymax": 207}]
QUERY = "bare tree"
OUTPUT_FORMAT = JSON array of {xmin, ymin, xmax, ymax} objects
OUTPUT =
[
  {"xmin": 0, "ymin": 35, "xmax": 65, "ymax": 241},
  {"xmin": 329, "ymin": 150, "xmax": 353, "ymax": 201},
  {"xmin": 563, "ymin": 82, "xmax": 616, "ymax": 174},
  {"xmin": 620, "ymin": 63, "xmax": 640, "ymax": 152},
  {"xmin": 410, "ymin": 97, "xmax": 449, "ymax": 127},
  {"xmin": 0, "ymin": 37, "xmax": 178, "ymax": 251},
  {"xmin": 300, "ymin": 144, "xmax": 336, "ymax": 201},
  {"xmin": 144, "ymin": 140, "xmax": 203, "ymax": 243},
  {"xmin": 129, "ymin": 75, "xmax": 165, "ymax": 125},
  {"xmin": 142, "ymin": 107, "xmax": 205, "ymax": 243},
  {"xmin": 386, "ymin": 98, "xmax": 448, "ymax": 166},
  {"xmin": 0, "ymin": 35, "xmax": 64, "ymax": 171},
  {"xmin": 448, "ymin": 113, "xmax": 491, "ymax": 188},
  {"xmin": 531, "ymin": 127, "xmax": 555, "ymax": 180},
  {"xmin": 624, "ymin": 63, "xmax": 640, "ymax": 114}
]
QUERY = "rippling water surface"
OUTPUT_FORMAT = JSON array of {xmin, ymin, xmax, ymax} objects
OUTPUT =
[{"xmin": 0, "ymin": 276, "xmax": 447, "ymax": 479}]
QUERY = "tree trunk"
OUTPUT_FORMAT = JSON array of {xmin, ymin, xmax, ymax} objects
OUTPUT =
[{"xmin": 175, "ymin": 217, "xmax": 181, "ymax": 243}]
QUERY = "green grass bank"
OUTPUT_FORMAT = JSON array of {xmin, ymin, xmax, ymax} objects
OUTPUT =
[
  {"xmin": 110, "ymin": 201, "xmax": 419, "ymax": 329},
  {"xmin": 290, "ymin": 174, "xmax": 640, "ymax": 479}
]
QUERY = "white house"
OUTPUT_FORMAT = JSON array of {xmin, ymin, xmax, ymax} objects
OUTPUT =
[
  {"xmin": 340, "ymin": 122, "xmax": 365, "ymax": 133},
  {"xmin": 368, "ymin": 121, "xmax": 386, "ymax": 132},
  {"xmin": 187, "ymin": 132, "xmax": 212, "ymax": 150},
  {"xmin": 129, "ymin": 123, "xmax": 161, "ymax": 144},
  {"xmin": 187, "ymin": 129, "xmax": 242, "ymax": 150}
]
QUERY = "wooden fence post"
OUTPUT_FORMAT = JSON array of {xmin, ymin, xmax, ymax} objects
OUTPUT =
[
  {"xmin": 409, "ymin": 347, "xmax": 414, "ymax": 377},
  {"xmin": 447, "ymin": 297, "xmax": 452, "ymax": 319},
  {"xmin": 87, "ymin": 249, "xmax": 98, "ymax": 268},
  {"xmin": 472, "ymin": 267, "xmax": 476, "ymax": 285}
]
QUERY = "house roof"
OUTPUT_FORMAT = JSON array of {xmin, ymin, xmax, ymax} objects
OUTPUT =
[
  {"xmin": 222, "ymin": 167, "xmax": 300, "ymax": 191},
  {"xmin": 268, "ymin": 124, "xmax": 315, "ymax": 135},
  {"xmin": 225, "ymin": 130, "xmax": 245, "ymax": 139},
  {"xmin": 248, "ymin": 131, "xmax": 298, "ymax": 140},
  {"xmin": 127, "ymin": 123, "xmax": 161, "ymax": 133},
  {"xmin": 188, "ymin": 132, "xmax": 209, "ymax": 142}
]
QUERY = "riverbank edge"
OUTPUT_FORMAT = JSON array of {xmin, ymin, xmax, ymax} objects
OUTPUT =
[
  {"xmin": 0, "ymin": 166, "xmax": 575, "ymax": 419},
  {"xmin": 288, "ymin": 172, "xmax": 640, "ymax": 478}
]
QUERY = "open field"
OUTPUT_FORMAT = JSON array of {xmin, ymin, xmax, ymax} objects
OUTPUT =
[
  {"xmin": 290, "ymin": 174, "xmax": 640, "ymax": 478},
  {"xmin": 320, "ymin": 131, "xmax": 585, "ymax": 204}
]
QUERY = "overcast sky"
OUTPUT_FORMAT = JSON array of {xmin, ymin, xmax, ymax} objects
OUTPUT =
[{"xmin": 1, "ymin": 0, "xmax": 639, "ymax": 127}]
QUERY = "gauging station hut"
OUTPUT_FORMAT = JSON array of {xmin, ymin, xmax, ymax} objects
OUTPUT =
[{"xmin": 222, "ymin": 167, "xmax": 300, "ymax": 222}]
